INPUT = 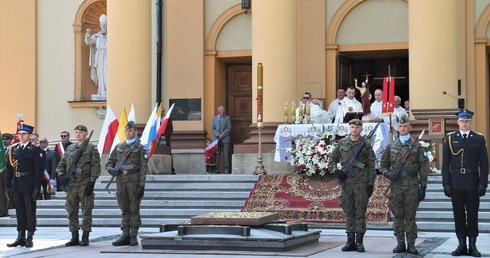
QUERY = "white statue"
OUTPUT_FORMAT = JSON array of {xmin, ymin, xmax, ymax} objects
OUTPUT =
[{"xmin": 85, "ymin": 14, "xmax": 107, "ymax": 95}]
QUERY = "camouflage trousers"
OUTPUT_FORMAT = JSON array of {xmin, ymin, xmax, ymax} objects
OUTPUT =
[
  {"xmin": 340, "ymin": 183, "xmax": 369, "ymax": 233},
  {"xmin": 65, "ymin": 183, "xmax": 95, "ymax": 232},
  {"xmin": 116, "ymin": 174, "xmax": 142, "ymax": 237},
  {"xmin": 388, "ymin": 183, "xmax": 419, "ymax": 242}
]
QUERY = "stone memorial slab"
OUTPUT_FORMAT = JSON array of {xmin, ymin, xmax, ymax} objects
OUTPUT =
[{"xmin": 191, "ymin": 211, "xmax": 279, "ymax": 226}]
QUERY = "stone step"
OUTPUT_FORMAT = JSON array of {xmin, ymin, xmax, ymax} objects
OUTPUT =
[
  {"xmin": 11, "ymin": 208, "xmax": 238, "ymax": 218},
  {"xmin": 53, "ymin": 191, "xmax": 251, "ymax": 200},
  {"xmin": 34, "ymin": 199, "xmax": 246, "ymax": 208}
]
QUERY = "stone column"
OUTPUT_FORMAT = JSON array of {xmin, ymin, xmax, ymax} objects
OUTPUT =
[
  {"xmin": 107, "ymin": 0, "xmax": 152, "ymax": 121},
  {"xmin": 409, "ymin": 0, "xmax": 458, "ymax": 110},
  {"xmin": 252, "ymin": 0, "xmax": 298, "ymax": 123}
]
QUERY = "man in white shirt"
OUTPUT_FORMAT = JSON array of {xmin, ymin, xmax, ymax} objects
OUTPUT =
[
  {"xmin": 328, "ymin": 88, "xmax": 345, "ymax": 123},
  {"xmin": 369, "ymin": 89, "xmax": 385, "ymax": 123},
  {"xmin": 334, "ymin": 86, "xmax": 363, "ymax": 123},
  {"xmin": 392, "ymin": 95, "xmax": 408, "ymax": 132}
]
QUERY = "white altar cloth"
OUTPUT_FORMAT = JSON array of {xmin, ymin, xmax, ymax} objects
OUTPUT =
[{"xmin": 274, "ymin": 123, "xmax": 390, "ymax": 162}]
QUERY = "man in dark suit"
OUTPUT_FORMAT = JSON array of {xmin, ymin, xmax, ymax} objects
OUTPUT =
[
  {"xmin": 5, "ymin": 124, "xmax": 44, "ymax": 248},
  {"xmin": 39, "ymin": 136, "xmax": 55, "ymax": 200},
  {"xmin": 211, "ymin": 105, "xmax": 232, "ymax": 173},
  {"xmin": 442, "ymin": 109, "xmax": 488, "ymax": 257},
  {"xmin": 52, "ymin": 131, "xmax": 72, "ymax": 191}
]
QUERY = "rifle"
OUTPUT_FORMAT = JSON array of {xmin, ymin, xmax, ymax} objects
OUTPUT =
[
  {"xmin": 60, "ymin": 130, "xmax": 94, "ymax": 191},
  {"xmin": 105, "ymin": 139, "xmax": 141, "ymax": 194},
  {"xmin": 385, "ymin": 130, "xmax": 425, "ymax": 189},
  {"xmin": 337, "ymin": 122, "xmax": 381, "ymax": 186}
]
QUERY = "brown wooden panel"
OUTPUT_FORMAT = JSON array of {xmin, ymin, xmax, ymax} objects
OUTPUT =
[{"xmin": 227, "ymin": 64, "xmax": 252, "ymax": 146}]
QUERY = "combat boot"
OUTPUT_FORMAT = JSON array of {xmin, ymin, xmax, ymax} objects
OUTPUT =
[
  {"xmin": 112, "ymin": 236, "xmax": 130, "ymax": 246},
  {"xmin": 130, "ymin": 236, "xmax": 138, "ymax": 246},
  {"xmin": 468, "ymin": 237, "xmax": 481, "ymax": 257},
  {"xmin": 80, "ymin": 231, "xmax": 90, "ymax": 246},
  {"xmin": 393, "ymin": 241, "xmax": 406, "ymax": 253},
  {"xmin": 65, "ymin": 231, "xmax": 80, "ymax": 246},
  {"xmin": 341, "ymin": 232, "xmax": 356, "ymax": 252},
  {"xmin": 25, "ymin": 231, "xmax": 34, "ymax": 248},
  {"xmin": 407, "ymin": 241, "xmax": 419, "ymax": 255},
  {"xmin": 451, "ymin": 237, "xmax": 467, "ymax": 256},
  {"xmin": 7, "ymin": 231, "xmax": 26, "ymax": 247},
  {"xmin": 355, "ymin": 232, "xmax": 365, "ymax": 252},
  {"xmin": 130, "ymin": 227, "xmax": 139, "ymax": 246}
]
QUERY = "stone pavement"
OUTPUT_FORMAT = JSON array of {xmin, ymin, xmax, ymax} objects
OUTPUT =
[{"xmin": 1, "ymin": 226, "xmax": 490, "ymax": 257}]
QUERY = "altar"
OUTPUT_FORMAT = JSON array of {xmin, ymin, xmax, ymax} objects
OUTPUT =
[{"xmin": 274, "ymin": 123, "xmax": 390, "ymax": 162}]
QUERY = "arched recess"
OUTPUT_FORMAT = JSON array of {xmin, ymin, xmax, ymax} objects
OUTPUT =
[
  {"xmin": 324, "ymin": 0, "xmax": 408, "ymax": 99},
  {"xmin": 205, "ymin": 3, "xmax": 247, "ymax": 52},
  {"xmin": 474, "ymin": 4, "xmax": 490, "ymax": 134},
  {"xmin": 203, "ymin": 3, "xmax": 251, "ymax": 141},
  {"xmin": 72, "ymin": 0, "xmax": 107, "ymax": 105},
  {"xmin": 476, "ymin": 4, "xmax": 490, "ymax": 40}
]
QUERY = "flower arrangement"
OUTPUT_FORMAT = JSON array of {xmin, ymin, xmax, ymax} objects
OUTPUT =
[
  {"xmin": 285, "ymin": 129, "xmax": 338, "ymax": 177},
  {"xmin": 419, "ymin": 141, "xmax": 441, "ymax": 173}
]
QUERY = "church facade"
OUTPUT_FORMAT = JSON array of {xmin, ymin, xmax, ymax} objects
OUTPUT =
[{"xmin": 0, "ymin": 0, "xmax": 489, "ymax": 158}]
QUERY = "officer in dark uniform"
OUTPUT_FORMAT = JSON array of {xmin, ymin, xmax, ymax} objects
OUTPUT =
[
  {"xmin": 442, "ymin": 109, "xmax": 488, "ymax": 257},
  {"xmin": 5, "ymin": 124, "xmax": 43, "ymax": 248}
]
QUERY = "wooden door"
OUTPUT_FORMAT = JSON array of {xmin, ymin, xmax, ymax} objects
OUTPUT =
[{"xmin": 227, "ymin": 64, "xmax": 252, "ymax": 147}]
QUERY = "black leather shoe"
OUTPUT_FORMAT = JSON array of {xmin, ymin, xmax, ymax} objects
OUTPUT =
[{"xmin": 452, "ymin": 237, "xmax": 467, "ymax": 256}]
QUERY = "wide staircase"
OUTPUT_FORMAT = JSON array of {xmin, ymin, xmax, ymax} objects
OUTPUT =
[{"xmin": 1, "ymin": 174, "xmax": 490, "ymax": 232}]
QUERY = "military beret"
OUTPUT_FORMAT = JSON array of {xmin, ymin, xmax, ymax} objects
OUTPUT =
[
  {"xmin": 349, "ymin": 118, "xmax": 362, "ymax": 126},
  {"xmin": 399, "ymin": 115, "xmax": 410, "ymax": 124},
  {"xmin": 456, "ymin": 109, "xmax": 474, "ymax": 121},
  {"xmin": 74, "ymin": 124, "xmax": 88, "ymax": 132},
  {"xmin": 125, "ymin": 121, "xmax": 137, "ymax": 130},
  {"xmin": 2, "ymin": 133, "xmax": 13, "ymax": 140},
  {"xmin": 18, "ymin": 124, "xmax": 34, "ymax": 134}
]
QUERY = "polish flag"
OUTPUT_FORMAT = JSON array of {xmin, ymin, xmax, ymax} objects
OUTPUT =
[
  {"xmin": 97, "ymin": 105, "xmax": 119, "ymax": 156},
  {"xmin": 156, "ymin": 103, "xmax": 175, "ymax": 136}
]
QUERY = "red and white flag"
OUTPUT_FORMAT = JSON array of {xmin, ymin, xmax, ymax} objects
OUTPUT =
[
  {"xmin": 156, "ymin": 103, "xmax": 175, "ymax": 137},
  {"xmin": 43, "ymin": 169, "xmax": 52, "ymax": 191},
  {"xmin": 97, "ymin": 105, "xmax": 119, "ymax": 156}
]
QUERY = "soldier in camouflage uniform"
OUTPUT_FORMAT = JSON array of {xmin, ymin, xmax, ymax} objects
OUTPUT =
[
  {"xmin": 379, "ymin": 115, "xmax": 428, "ymax": 254},
  {"xmin": 328, "ymin": 119, "xmax": 376, "ymax": 253},
  {"xmin": 56, "ymin": 125, "xmax": 101, "ymax": 247},
  {"xmin": 106, "ymin": 121, "xmax": 148, "ymax": 246}
]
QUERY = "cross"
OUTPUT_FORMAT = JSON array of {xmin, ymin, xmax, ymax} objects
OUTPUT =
[{"xmin": 363, "ymin": 71, "xmax": 371, "ymax": 83}]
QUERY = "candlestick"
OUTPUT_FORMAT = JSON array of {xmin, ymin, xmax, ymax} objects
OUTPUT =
[
  {"xmin": 290, "ymin": 101, "xmax": 296, "ymax": 124},
  {"xmin": 305, "ymin": 104, "xmax": 310, "ymax": 124},
  {"xmin": 284, "ymin": 102, "xmax": 289, "ymax": 123}
]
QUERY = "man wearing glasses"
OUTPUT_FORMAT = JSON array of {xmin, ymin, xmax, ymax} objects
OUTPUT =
[
  {"xmin": 295, "ymin": 92, "xmax": 331, "ymax": 123},
  {"xmin": 52, "ymin": 131, "xmax": 73, "ymax": 191}
]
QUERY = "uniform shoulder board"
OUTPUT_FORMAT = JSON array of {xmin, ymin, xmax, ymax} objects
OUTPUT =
[
  {"xmin": 11, "ymin": 142, "xmax": 20, "ymax": 147},
  {"xmin": 447, "ymin": 131, "xmax": 456, "ymax": 135},
  {"xmin": 474, "ymin": 131, "xmax": 484, "ymax": 136}
]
